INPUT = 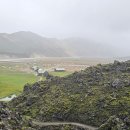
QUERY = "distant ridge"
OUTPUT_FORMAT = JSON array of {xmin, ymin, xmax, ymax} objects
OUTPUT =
[{"xmin": 0, "ymin": 31, "xmax": 118, "ymax": 58}]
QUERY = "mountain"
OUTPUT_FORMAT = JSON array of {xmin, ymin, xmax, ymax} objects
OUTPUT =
[
  {"xmin": 61, "ymin": 38, "xmax": 117, "ymax": 57},
  {"xmin": 0, "ymin": 31, "xmax": 68, "ymax": 58},
  {"xmin": 0, "ymin": 31, "xmax": 118, "ymax": 58},
  {"xmin": 4, "ymin": 60, "xmax": 130, "ymax": 130}
]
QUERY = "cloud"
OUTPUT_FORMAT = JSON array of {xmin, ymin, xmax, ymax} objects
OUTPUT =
[{"xmin": 0, "ymin": 0, "xmax": 130, "ymax": 57}]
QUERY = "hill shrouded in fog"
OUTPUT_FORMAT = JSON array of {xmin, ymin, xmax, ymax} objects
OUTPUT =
[
  {"xmin": 0, "ymin": 31, "xmax": 118, "ymax": 58},
  {"xmin": 0, "ymin": 31, "xmax": 68, "ymax": 58}
]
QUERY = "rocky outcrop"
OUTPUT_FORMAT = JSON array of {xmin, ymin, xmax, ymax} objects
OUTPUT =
[
  {"xmin": 5, "ymin": 60, "xmax": 130, "ymax": 129},
  {"xmin": 0, "ymin": 102, "xmax": 23, "ymax": 130},
  {"xmin": 99, "ymin": 116, "xmax": 130, "ymax": 130}
]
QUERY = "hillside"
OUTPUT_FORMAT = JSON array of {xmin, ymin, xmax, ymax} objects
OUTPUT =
[
  {"xmin": 61, "ymin": 38, "xmax": 117, "ymax": 57},
  {"xmin": 0, "ymin": 31, "xmax": 68, "ymax": 58},
  {"xmin": 0, "ymin": 31, "xmax": 118, "ymax": 58},
  {"xmin": 2, "ymin": 60, "xmax": 129, "ymax": 130}
]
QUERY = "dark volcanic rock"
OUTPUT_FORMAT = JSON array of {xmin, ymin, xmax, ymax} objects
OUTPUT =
[
  {"xmin": 99, "ymin": 116, "xmax": 130, "ymax": 130},
  {"xmin": 7, "ymin": 60, "xmax": 130, "ymax": 129},
  {"xmin": 23, "ymin": 83, "xmax": 31, "ymax": 93},
  {"xmin": 112, "ymin": 78, "xmax": 123, "ymax": 88},
  {"xmin": 0, "ymin": 102, "xmax": 23, "ymax": 130},
  {"xmin": 26, "ymin": 96, "xmax": 38, "ymax": 106}
]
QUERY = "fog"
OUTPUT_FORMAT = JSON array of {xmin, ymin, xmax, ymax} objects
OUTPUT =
[{"xmin": 0, "ymin": 0, "xmax": 130, "ymax": 57}]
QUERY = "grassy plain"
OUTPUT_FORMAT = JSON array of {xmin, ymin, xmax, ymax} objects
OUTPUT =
[
  {"xmin": 0, "ymin": 66, "xmax": 71, "ymax": 98},
  {"xmin": 0, "ymin": 57, "xmax": 114, "ymax": 98},
  {"xmin": 0, "ymin": 68, "xmax": 36, "ymax": 97}
]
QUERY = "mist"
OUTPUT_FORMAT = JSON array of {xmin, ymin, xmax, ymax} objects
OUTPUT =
[{"xmin": 0, "ymin": 0, "xmax": 130, "ymax": 57}]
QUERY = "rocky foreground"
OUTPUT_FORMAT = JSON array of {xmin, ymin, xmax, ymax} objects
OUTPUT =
[{"xmin": 1, "ymin": 60, "xmax": 130, "ymax": 130}]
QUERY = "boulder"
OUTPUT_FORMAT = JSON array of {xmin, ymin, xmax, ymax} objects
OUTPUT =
[
  {"xmin": 111, "ymin": 79, "xmax": 123, "ymax": 89},
  {"xmin": 23, "ymin": 83, "xmax": 31, "ymax": 93}
]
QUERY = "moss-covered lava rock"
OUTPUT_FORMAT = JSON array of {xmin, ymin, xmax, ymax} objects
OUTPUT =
[{"xmin": 6, "ymin": 60, "xmax": 130, "ymax": 129}]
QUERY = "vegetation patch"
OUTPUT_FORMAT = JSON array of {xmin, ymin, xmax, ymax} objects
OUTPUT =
[
  {"xmin": 0, "ymin": 66, "xmax": 71, "ymax": 97},
  {"xmin": 1, "ymin": 60, "xmax": 130, "ymax": 129}
]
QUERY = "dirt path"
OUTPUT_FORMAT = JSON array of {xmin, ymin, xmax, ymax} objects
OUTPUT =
[{"xmin": 32, "ymin": 121, "xmax": 98, "ymax": 130}]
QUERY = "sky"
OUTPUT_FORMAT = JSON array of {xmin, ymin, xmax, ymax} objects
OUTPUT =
[{"xmin": 0, "ymin": 0, "xmax": 130, "ymax": 56}]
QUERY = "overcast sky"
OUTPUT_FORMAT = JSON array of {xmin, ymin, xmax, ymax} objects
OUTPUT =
[{"xmin": 0, "ymin": 0, "xmax": 130, "ymax": 56}]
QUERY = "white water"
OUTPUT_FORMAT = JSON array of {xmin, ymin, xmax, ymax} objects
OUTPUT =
[{"xmin": 0, "ymin": 94, "xmax": 16, "ymax": 101}]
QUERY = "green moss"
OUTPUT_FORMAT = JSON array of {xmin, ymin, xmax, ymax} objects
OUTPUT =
[{"xmin": 9, "ymin": 61, "xmax": 130, "ymax": 129}]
